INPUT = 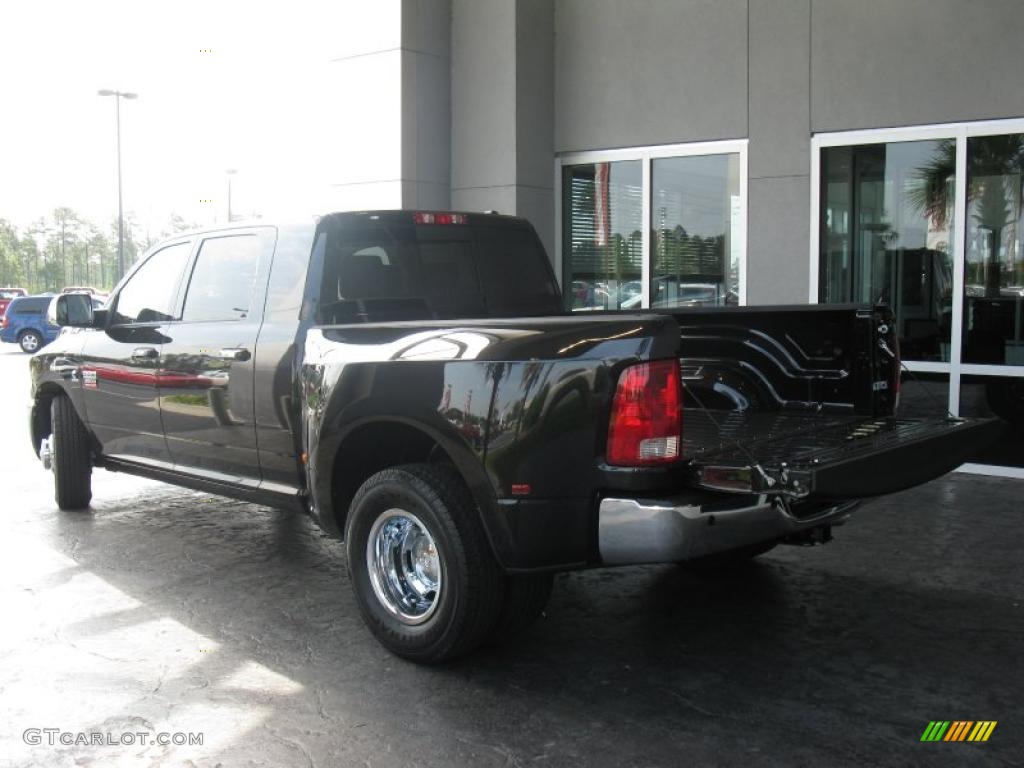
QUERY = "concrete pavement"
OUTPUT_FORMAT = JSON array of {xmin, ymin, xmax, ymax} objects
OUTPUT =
[{"xmin": 0, "ymin": 344, "xmax": 1020, "ymax": 767}]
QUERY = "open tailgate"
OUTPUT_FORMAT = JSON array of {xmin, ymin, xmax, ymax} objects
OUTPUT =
[{"xmin": 685, "ymin": 411, "xmax": 1002, "ymax": 500}]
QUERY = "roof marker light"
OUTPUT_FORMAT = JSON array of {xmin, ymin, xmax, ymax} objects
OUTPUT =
[{"xmin": 414, "ymin": 212, "xmax": 467, "ymax": 225}]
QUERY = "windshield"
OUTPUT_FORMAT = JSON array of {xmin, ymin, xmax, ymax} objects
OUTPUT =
[{"xmin": 317, "ymin": 219, "xmax": 562, "ymax": 323}]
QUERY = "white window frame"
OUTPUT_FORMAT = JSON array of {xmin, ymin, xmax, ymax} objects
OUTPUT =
[
  {"xmin": 555, "ymin": 139, "xmax": 749, "ymax": 308},
  {"xmin": 810, "ymin": 117, "xmax": 1024, "ymax": 478}
]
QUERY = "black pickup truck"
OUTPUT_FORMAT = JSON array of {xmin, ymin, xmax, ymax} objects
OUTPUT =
[{"xmin": 31, "ymin": 210, "xmax": 996, "ymax": 662}]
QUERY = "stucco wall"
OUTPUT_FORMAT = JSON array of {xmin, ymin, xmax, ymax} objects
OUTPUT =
[
  {"xmin": 553, "ymin": 0, "xmax": 748, "ymax": 152},
  {"xmin": 547, "ymin": 0, "xmax": 1024, "ymax": 304}
]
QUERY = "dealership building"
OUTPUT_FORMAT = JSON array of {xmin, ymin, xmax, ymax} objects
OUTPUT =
[{"xmin": 330, "ymin": 0, "xmax": 1024, "ymax": 476}]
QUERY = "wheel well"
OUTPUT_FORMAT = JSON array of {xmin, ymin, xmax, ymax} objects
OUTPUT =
[
  {"xmin": 31, "ymin": 384, "xmax": 62, "ymax": 450},
  {"xmin": 331, "ymin": 421, "xmax": 453, "ymax": 536}
]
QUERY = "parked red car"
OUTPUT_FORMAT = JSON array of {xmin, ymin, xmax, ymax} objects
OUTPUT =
[{"xmin": 0, "ymin": 288, "xmax": 27, "ymax": 318}]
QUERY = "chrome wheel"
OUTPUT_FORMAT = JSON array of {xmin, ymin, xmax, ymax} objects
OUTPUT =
[
  {"xmin": 40, "ymin": 433, "xmax": 54, "ymax": 471},
  {"xmin": 366, "ymin": 509, "xmax": 442, "ymax": 625},
  {"xmin": 20, "ymin": 332, "xmax": 40, "ymax": 353}
]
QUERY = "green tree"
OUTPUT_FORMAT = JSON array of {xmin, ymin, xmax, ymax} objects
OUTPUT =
[
  {"xmin": 0, "ymin": 220, "xmax": 27, "ymax": 287},
  {"xmin": 107, "ymin": 214, "xmax": 144, "ymax": 281},
  {"xmin": 51, "ymin": 207, "xmax": 84, "ymax": 287},
  {"xmin": 18, "ymin": 236, "xmax": 39, "ymax": 291}
]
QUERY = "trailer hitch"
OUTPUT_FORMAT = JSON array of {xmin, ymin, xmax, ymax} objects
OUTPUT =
[{"xmin": 694, "ymin": 462, "xmax": 813, "ymax": 499}]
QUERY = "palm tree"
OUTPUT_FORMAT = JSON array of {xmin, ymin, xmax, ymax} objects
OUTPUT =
[
  {"xmin": 908, "ymin": 139, "xmax": 956, "ymax": 228},
  {"xmin": 910, "ymin": 135, "xmax": 1023, "ymax": 224},
  {"xmin": 973, "ymin": 179, "xmax": 1015, "ymax": 296},
  {"xmin": 911, "ymin": 134, "xmax": 1023, "ymax": 297}
]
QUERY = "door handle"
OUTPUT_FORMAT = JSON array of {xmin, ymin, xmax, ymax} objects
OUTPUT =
[
  {"xmin": 219, "ymin": 347, "xmax": 251, "ymax": 362},
  {"xmin": 131, "ymin": 347, "xmax": 158, "ymax": 360}
]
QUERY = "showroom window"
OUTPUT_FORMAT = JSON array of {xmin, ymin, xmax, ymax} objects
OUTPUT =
[
  {"xmin": 558, "ymin": 141, "xmax": 747, "ymax": 311},
  {"xmin": 963, "ymin": 133, "xmax": 1024, "ymax": 366},
  {"xmin": 811, "ymin": 119, "xmax": 1024, "ymax": 477},
  {"xmin": 818, "ymin": 139, "xmax": 956, "ymax": 362}
]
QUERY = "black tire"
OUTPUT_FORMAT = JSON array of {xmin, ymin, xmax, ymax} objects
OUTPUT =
[
  {"xmin": 345, "ymin": 463, "xmax": 504, "ymax": 663},
  {"xmin": 19, "ymin": 330, "xmax": 42, "ymax": 354},
  {"xmin": 488, "ymin": 572, "xmax": 554, "ymax": 643},
  {"xmin": 51, "ymin": 395, "xmax": 93, "ymax": 510},
  {"xmin": 679, "ymin": 540, "xmax": 778, "ymax": 571}
]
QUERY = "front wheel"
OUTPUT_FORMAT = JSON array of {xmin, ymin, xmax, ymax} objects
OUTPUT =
[
  {"xmin": 50, "ymin": 395, "xmax": 93, "ymax": 510},
  {"xmin": 345, "ymin": 464, "xmax": 504, "ymax": 663},
  {"xmin": 19, "ymin": 330, "xmax": 42, "ymax": 354}
]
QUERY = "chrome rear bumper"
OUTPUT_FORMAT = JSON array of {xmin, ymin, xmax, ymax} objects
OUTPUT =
[{"xmin": 598, "ymin": 495, "xmax": 858, "ymax": 565}]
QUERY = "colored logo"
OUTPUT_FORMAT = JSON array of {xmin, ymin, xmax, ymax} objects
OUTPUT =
[{"xmin": 921, "ymin": 721, "xmax": 997, "ymax": 742}]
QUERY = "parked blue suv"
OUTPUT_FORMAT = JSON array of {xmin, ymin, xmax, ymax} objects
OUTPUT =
[{"xmin": 1, "ymin": 295, "xmax": 60, "ymax": 353}]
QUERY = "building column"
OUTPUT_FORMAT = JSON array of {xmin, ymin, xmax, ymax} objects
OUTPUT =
[
  {"xmin": 451, "ymin": 0, "xmax": 555, "ymax": 258},
  {"xmin": 746, "ymin": 0, "xmax": 812, "ymax": 305},
  {"xmin": 400, "ymin": 0, "xmax": 452, "ymax": 209},
  {"xmin": 324, "ymin": 0, "xmax": 451, "ymax": 212}
]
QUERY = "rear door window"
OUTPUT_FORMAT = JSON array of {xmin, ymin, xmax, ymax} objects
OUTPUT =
[
  {"xmin": 13, "ymin": 298, "xmax": 48, "ymax": 314},
  {"xmin": 180, "ymin": 235, "xmax": 262, "ymax": 322}
]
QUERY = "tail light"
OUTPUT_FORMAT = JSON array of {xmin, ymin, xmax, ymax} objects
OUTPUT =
[
  {"xmin": 1, "ymin": 314, "xmax": 7, "ymax": 329},
  {"xmin": 606, "ymin": 359, "xmax": 683, "ymax": 466}
]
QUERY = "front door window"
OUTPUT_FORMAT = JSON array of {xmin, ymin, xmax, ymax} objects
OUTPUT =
[{"xmin": 111, "ymin": 241, "xmax": 193, "ymax": 325}]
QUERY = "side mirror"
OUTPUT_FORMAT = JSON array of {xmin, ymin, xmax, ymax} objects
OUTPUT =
[{"xmin": 50, "ymin": 293, "xmax": 95, "ymax": 328}]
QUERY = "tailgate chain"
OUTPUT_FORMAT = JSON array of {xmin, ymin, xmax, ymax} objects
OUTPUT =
[{"xmin": 683, "ymin": 383, "xmax": 780, "ymax": 492}]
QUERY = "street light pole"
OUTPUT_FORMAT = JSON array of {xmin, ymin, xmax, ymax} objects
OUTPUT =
[
  {"xmin": 98, "ymin": 89, "xmax": 138, "ymax": 282},
  {"xmin": 226, "ymin": 168, "xmax": 238, "ymax": 222}
]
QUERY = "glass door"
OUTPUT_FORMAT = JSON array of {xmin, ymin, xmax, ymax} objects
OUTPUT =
[
  {"xmin": 962, "ymin": 133, "xmax": 1024, "ymax": 367},
  {"xmin": 958, "ymin": 131, "xmax": 1024, "ymax": 469},
  {"xmin": 813, "ymin": 120, "xmax": 1024, "ymax": 475},
  {"xmin": 819, "ymin": 139, "xmax": 955, "ymax": 362},
  {"xmin": 650, "ymin": 153, "xmax": 741, "ymax": 307}
]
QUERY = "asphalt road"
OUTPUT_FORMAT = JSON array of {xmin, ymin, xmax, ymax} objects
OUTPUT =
[{"xmin": 0, "ymin": 342, "xmax": 1020, "ymax": 767}]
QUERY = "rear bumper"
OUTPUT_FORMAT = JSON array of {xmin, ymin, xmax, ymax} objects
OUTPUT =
[{"xmin": 598, "ymin": 494, "xmax": 857, "ymax": 565}]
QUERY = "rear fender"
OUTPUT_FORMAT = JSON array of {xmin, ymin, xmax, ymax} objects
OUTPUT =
[{"xmin": 310, "ymin": 409, "xmax": 496, "ymax": 535}]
